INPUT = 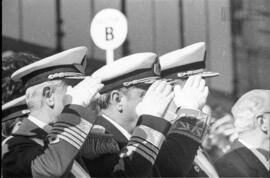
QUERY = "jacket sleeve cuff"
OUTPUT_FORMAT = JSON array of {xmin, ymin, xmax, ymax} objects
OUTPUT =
[
  {"xmin": 168, "ymin": 108, "xmax": 211, "ymax": 144},
  {"xmin": 121, "ymin": 115, "xmax": 170, "ymax": 164},
  {"xmin": 48, "ymin": 104, "xmax": 94, "ymax": 150},
  {"xmin": 136, "ymin": 115, "xmax": 171, "ymax": 134}
]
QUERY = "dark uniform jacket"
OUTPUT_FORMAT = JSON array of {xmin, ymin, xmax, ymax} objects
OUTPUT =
[
  {"xmin": 214, "ymin": 140, "xmax": 269, "ymax": 177},
  {"xmin": 186, "ymin": 148, "xmax": 219, "ymax": 177},
  {"xmin": 84, "ymin": 108, "xmax": 210, "ymax": 177},
  {"xmin": 2, "ymin": 104, "xmax": 171, "ymax": 178},
  {"xmin": 2, "ymin": 104, "xmax": 93, "ymax": 177},
  {"xmin": 156, "ymin": 108, "xmax": 211, "ymax": 177},
  {"xmin": 83, "ymin": 114, "xmax": 171, "ymax": 177},
  {"xmin": 82, "ymin": 114, "xmax": 129, "ymax": 177}
]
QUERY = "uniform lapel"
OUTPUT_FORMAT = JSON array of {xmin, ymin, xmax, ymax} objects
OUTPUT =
[
  {"xmin": 12, "ymin": 118, "xmax": 48, "ymax": 140},
  {"xmin": 95, "ymin": 115, "xmax": 128, "ymax": 148},
  {"xmin": 232, "ymin": 140, "xmax": 269, "ymax": 177},
  {"xmin": 13, "ymin": 118, "xmax": 91, "ymax": 177}
]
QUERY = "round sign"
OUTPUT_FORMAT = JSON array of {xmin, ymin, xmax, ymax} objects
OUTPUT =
[{"xmin": 90, "ymin": 8, "xmax": 128, "ymax": 50}]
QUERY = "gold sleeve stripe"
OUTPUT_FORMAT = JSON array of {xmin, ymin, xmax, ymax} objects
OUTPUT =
[
  {"xmin": 55, "ymin": 134, "xmax": 81, "ymax": 149},
  {"xmin": 55, "ymin": 119, "xmax": 91, "ymax": 136},
  {"xmin": 133, "ymin": 125, "xmax": 165, "ymax": 149},
  {"xmin": 120, "ymin": 145, "xmax": 155, "ymax": 165},
  {"xmin": 54, "ymin": 123, "xmax": 87, "ymax": 138},
  {"xmin": 127, "ymin": 141, "xmax": 157, "ymax": 159},
  {"xmin": 50, "ymin": 131, "xmax": 83, "ymax": 148},
  {"xmin": 52, "ymin": 127, "xmax": 85, "ymax": 143},
  {"xmin": 129, "ymin": 137, "xmax": 159, "ymax": 154}
]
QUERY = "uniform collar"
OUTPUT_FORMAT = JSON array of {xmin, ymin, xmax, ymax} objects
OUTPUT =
[
  {"xmin": 239, "ymin": 139, "xmax": 269, "ymax": 171},
  {"xmin": 27, "ymin": 115, "xmax": 48, "ymax": 130},
  {"xmin": 101, "ymin": 114, "xmax": 131, "ymax": 140},
  {"xmin": 12, "ymin": 118, "xmax": 48, "ymax": 139},
  {"xmin": 194, "ymin": 148, "xmax": 219, "ymax": 177}
]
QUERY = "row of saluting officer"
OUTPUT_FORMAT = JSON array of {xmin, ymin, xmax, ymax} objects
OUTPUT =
[{"xmin": 2, "ymin": 42, "xmax": 220, "ymax": 177}]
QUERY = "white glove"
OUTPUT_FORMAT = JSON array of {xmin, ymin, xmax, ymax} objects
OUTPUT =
[
  {"xmin": 173, "ymin": 75, "xmax": 209, "ymax": 110},
  {"xmin": 136, "ymin": 80, "xmax": 174, "ymax": 118},
  {"xmin": 64, "ymin": 77, "xmax": 104, "ymax": 107}
]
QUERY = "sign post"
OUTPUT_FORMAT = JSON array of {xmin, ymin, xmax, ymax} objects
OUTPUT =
[
  {"xmin": 90, "ymin": 8, "xmax": 128, "ymax": 64},
  {"xmin": 106, "ymin": 48, "xmax": 114, "ymax": 64}
]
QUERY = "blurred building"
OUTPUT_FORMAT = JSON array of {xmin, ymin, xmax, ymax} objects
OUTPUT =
[{"xmin": 2, "ymin": 0, "xmax": 270, "ymax": 111}]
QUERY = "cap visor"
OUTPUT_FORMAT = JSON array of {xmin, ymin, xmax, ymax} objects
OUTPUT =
[
  {"xmin": 63, "ymin": 76, "xmax": 87, "ymax": 87},
  {"xmin": 200, "ymin": 71, "xmax": 220, "ymax": 78}
]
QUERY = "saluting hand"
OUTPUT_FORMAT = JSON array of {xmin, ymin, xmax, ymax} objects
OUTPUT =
[
  {"xmin": 136, "ymin": 80, "xmax": 174, "ymax": 118},
  {"xmin": 64, "ymin": 76, "xmax": 104, "ymax": 107},
  {"xmin": 173, "ymin": 75, "xmax": 209, "ymax": 110},
  {"xmin": 208, "ymin": 114, "xmax": 238, "ymax": 151}
]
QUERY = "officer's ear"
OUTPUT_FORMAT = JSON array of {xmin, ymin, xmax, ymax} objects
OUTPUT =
[
  {"xmin": 110, "ymin": 90, "xmax": 124, "ymax": 113},
  {"xmin": 257, "ymin": 114, "xmax": 268, "ymax": 135},
  {"xmin": 43, "ymin": 86, "xmax": 54, "ymax": 108},
  {"xmin": 12, "ymin": 121, "xmax": 22, "ymax": 133}
]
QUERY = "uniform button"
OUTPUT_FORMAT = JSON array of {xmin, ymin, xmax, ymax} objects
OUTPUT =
[{"xmin": 194, "ymin": 165, "xmax": 200, "ymax": 172}]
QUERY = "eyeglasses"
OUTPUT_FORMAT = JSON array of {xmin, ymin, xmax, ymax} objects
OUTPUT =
[{"xmin": 257, "ymin": 112, "xmax": 270, "ymax": 118}]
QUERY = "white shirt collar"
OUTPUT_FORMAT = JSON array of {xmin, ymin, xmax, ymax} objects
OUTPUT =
[
  {"xmin": 194, "ymin": 148, "xmax": 219, "ymax": 177},
  {"xmin": 102, "ymin": 114, "xmax": 131, "ymax": 140},
  {"xmin": 239, "ymin": 139, "xmax": 269, "ymax": 171},
  {"xmin": 27, "ymin": 115, "xmax": 48, "ymax": 130}
]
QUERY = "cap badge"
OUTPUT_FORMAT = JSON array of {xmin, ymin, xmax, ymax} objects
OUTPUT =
[
  {"xmin": 123, "ymin": 76, "xmax": 160, "ymax": 87},
  {"xmin": 22, "ymin": 109, "xmax": 30, "ymax": 114},
  {"xmin": 48, "ymin": 72, "xmax": 84, "ymax": 80},
  {"xmin": 177, "ymin": 69, "xmax": 204, "ymax": 78},
  {"xmin": 153, "ymin": 58, "xmax": 161, "ymax": 76}
]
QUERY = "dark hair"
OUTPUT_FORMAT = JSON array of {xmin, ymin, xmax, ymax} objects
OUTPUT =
[{"xmin": 2, "ymin": 52, "xmax": 40, "ymax": 104}]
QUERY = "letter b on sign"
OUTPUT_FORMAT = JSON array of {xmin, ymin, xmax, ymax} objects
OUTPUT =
[
  {"xmin": 105, "ymin": 27, "xmax": 114, "ymax": 41},
  {"xmin": 90, "ymin": 9, "xmax": 128, "ymax": 50}
]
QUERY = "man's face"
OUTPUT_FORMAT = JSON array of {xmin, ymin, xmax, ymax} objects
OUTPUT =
[
  {"xmin": 52, "ymin": 84, "xmax": 67, "ymax": 118},
  {"xmin": 121, "ymin": 85, "xmax": 148, "ymax": 123},
  {"xmin": 120, "ymin": 78, "xmax": 186, "ymax": 124},
  {"xmin": 262, "ymin": 112, "xmax": 270, "ymax": 138}
]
